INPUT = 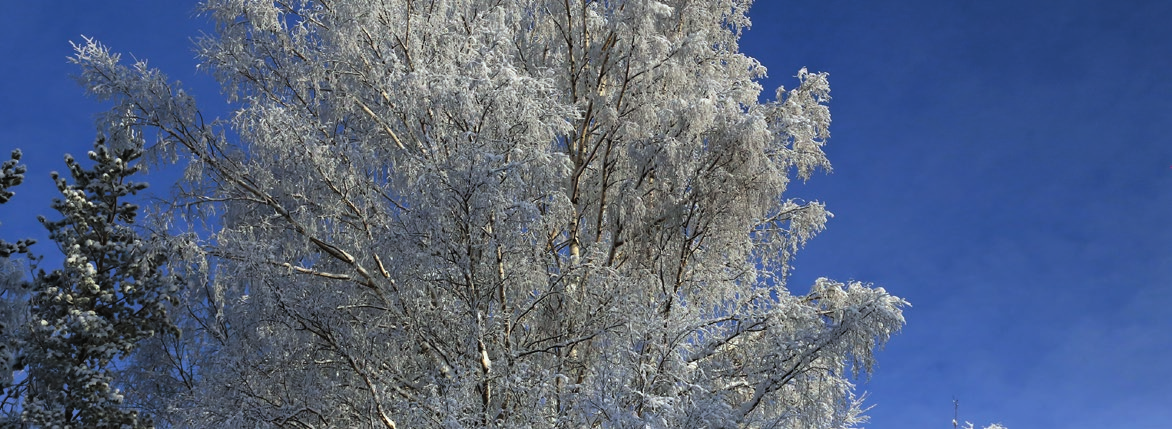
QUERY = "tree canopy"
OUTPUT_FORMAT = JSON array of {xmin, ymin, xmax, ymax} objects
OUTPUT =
[{"xmin": 1, "ymin": 1, "xmax": 925, "ymax": 428}]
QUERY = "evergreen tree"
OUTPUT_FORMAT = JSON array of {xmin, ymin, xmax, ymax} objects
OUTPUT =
[
  {"xmin": 0, "ymin": 150, "xmax": 32, "ymax": 426},
  {"xmin": 21, "ymin": 135, "xmax": 177, "ymax": 428},
  {"xmin": 0, "ymin": 149, "xmax": 34, "ymax": 260}
]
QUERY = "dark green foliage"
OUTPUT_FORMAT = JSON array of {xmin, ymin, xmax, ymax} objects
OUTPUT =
[
  {"xmin": 0, "ymin": 150, "xmax": 31, "ymax": 428},
  {"xmin": 0, "ymin": 150, "xmax": 34, "ymax": 257},
  {"xmin": 21, "ymin": 138, "xmax": 177, "ymax": 428}
]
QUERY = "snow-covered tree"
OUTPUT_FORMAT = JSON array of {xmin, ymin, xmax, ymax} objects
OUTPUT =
[
  {"xmin": 0, "ymin": 256, "xmax": 27, "ymax": 428},
  {"xmin": 0, "ymin": 150, "xmax": 34, "ymax": 262},
  {"xmin": 962, "ymin": 423, "xmax": 1008, "ymax": 429},
  {"xmin": 0, "ymin": 150, "xmax": 33, "ymax": 426},
  {"xmin": 20, "ymin": 134, "xmax": 178, "ymax": 428},
  {"xmin": 70, "ymin": 0, "xmax": 908, "ymax": 427},
  {"xmin": 954, "ymin": 399, "xmax": 1009, "ymax": 429}
]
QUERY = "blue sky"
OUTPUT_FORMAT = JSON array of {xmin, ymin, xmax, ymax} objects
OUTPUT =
[{"xmin": 2, "ymin": 1, "xmax": 1170, "ymax": 428}]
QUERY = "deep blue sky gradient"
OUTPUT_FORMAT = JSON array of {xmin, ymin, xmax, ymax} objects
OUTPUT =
[
  {"xmin": 2, "ymin": 2, "xmax": 1170, "ymax": 428},
  {"xmin": 742, "ymin": 1, "xmax": 1172, "ymax": 427}
]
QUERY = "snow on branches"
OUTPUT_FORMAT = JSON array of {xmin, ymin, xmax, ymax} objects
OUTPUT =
[
  {"xmin": 20, "ymin": 134, "xmax": 178, "ymax": 428},
  {"xmin": 60, "ymin": 1, "xmax": 908, "ymax": 428}
]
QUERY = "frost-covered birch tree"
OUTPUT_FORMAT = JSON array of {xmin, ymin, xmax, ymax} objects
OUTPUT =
[{"xmin": 71, "ymin": 0, "xmax": 908, "ymax": 427}]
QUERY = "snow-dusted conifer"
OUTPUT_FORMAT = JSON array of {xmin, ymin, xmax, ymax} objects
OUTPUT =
[
  {"xmin": 21, "ymin": 133, "xmax": 178, "ymax": 428},
  {"xmin": 0, "ymin": 257, "xmax": 27, "ymax": 428},
  {"xmin": 0, "ymin": 150, "xmax": 33, "ymax": 258},
  {"xmin": 0, "ymin": 150, "xmax": 32, "ymax": 426},
  {"xmin": 70, "ymin": 1, "xmax": 908, "ymax": 427}
]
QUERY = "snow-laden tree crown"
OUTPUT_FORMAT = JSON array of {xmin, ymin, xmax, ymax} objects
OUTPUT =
[{"xmin": 5, "ymin": 1, "xmax": 922, "ymax": 428}]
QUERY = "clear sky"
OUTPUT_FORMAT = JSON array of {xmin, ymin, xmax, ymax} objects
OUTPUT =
[{"xmin": 2, "ymin": 1, "xmax": 1170, "ymax": 428}]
